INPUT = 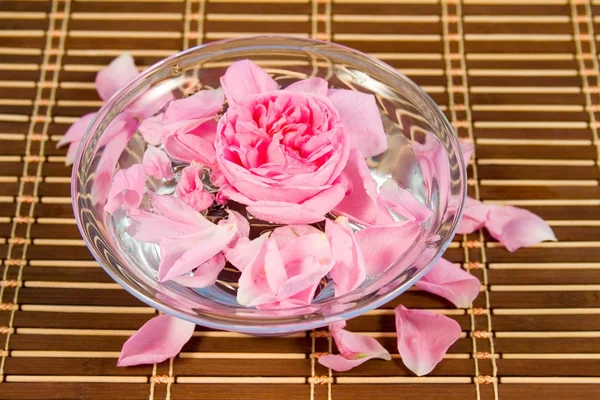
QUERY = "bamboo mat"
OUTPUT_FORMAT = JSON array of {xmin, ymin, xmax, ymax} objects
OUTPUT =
[{"xmin": 0, "ymin": 0, "xmax": 600, "ymax": 399}]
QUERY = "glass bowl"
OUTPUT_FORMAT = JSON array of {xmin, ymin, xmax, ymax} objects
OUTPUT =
[{"xmin": 72, "ymin": 36, "xmax": 466, "ymax": 335}]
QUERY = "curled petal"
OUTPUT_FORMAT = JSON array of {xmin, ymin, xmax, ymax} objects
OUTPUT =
[
  {"xmin": 142, "ymin": 146, "xmax": 173, "ymax": 180},
  {"xmin": 286, "ymin": 77, "xmax": 328, "ymax": 96},
  {"xmin": 219, "ymin": 209, "xmax": 250, "ymax": 246},
  {"xmin": 105, "ymin": 164, "xmax": 146, "ymax": 214},
  {"xmin": 171, "ymin": 253, "xmax": 226, "ymax": 288},
  {"xmin": 355, "ymin": 221, "xmax": 421, "ymax": 277},
  {"xmin": 319, "ymin": 321, "xmax": 391, "ymax": 372},
  {"xmin": 394, "ymin": 305, "xmax": 461, "ymax": 376},
  {"xmin": 118, "ymin": 314, "xmax": 195, "ymax": 367},
  {"xmin": 176, "ymin": 165, "xmax": 215, "ymax": 212},
  {"xmin": 486, "ymin": 206, "xmax": 557, "ymax": 252},
  {"xmin": 456, "ymin": 197, "xmax": 492, "ymax": 234},
  {"xmin": 334, "ymin": 149, "xmax": 392, "ymax": 226},
  {"xmin": 415, "ymin": 258, "xmax": 481, "ymax": 308},
  {"xmin": 220, "ymin": 59, "xmax": 279, "ymax": 105},
  {"xmin": 229, "ymin": 235, "xmax": 287, "ymax": 306},
  {"xmin": 379, "ymin": 179, "xmax": 431, "ymax": 223},
  {"xmin": 158, "ymin": 224, "xmax": 237, "ymax": 282},
  {"xmin": 327, "ymin": 89, "xmax": 387, "ymax": 157},
  {"xmin": 326, "ymin": 217, "xmax": 366, "ymax": 297},
  {"xmin": 95, "ymin": 53, "xmax": 139, "ymax": 102}
]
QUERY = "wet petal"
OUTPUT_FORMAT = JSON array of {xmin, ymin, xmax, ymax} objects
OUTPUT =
[
  {"xmin": 395, "ymin": 305, "xmax": 461, "ymax": 376},
  {"xmin": 333, "ymin": 149, "xmax": 392, "ymax": 226},
  {"xmin": 286, "ymin": 77, "xmax": 328, "ymax": 96},
  {"xmin": 486, "ymin": 206, "xmax": 557, "ymax": 252},
  {"xmin": 415, "ymin": 258, "xmax": 481, "ymax": 308},
  {"xmin": 96, "ymin": 54, "xmax": 139, "ymax": 101},
  {"xmin": 171, "ymin": 253, "xmax": 226, "ymax": 288},
  {"xmin": 219, "ymin": 209, "xmax": 250, "ymax": 246},
  {"xmin": 355, "ymin": 221, "xmax": 421, "ymax": 277},
  {"xmin": 327, "ymin": 89, "xmax": 387, "ymax": 157},
  {"xmin": 105, "ymin": 164, "xmax": 146, "ymax": 213},
  {"xmin": 326, "ymin": 217, "xmax": 366, "ymax": 297},
  {"xmin": 158, "ymin": 223, "xmax": 237, "ymax": 282},
  {"xmin": 165, "ymin": 88, "xmax": 224, "ymax": 121},
  {"xmin": 118, "ymin": 314, "xmax": 195, "ymax": 367},
  {"xmin": 220, "ymin": 60, "xmax": 279, "ymax": 105},
  {"xmin": 176, "ymin": 165, "xmax": 214, "ymax": 212},
  {"xmin": 378, "ymin": 179, "xmax": 431, "ymax": 223},
  {"xmin": 142, "ymin": 146, "xmax": 173, "ymax": 180}
]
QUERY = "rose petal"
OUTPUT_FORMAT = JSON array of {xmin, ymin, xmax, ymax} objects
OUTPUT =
[
  {"xmin": 319, "ymin": 321, "xmax": 391, "ymax": 372},
  {"xmin": 415, "ymin": 258, "xmax": 481, "ymax": 308},
  {"xmin": 456, "ymin": 197, "xmax": 492, "ymax": 234},
  {"xmin": 459, "ymin": 139, "xmax": 474, "ymax": 166},
  {"xmin": 127, "ymin": 80, "xmax": 176, "ymax": 120},
  {"xmin": 105, "ymin": 164, "xmax": 146, "ymax": 213},
  {"xmin": 95, "ymin": 53, "xmax": 139, "ymax": 102},
  {"xmin": 486, "ymin": 206, "xmax": 557, "ymax": 252},
  {"xmin": 220, "ymin": 59, "xmax": 279, "ymax": 105},
  {"xmin": 379, "ymin": 179, "xmax": 431, "ymax": 223},
  {"xmin": 327, "ymin": 89, "xmax": 387, "ymax": 157},
  {"xmin": 142, "ymin": 146, "xmax": 173, "ymax": 180},
  {"xmin": 163, "ymin": 120, "xmax": 218, "ymax": 166},
  {"xmin": 326, "ymin": 217, "xmax": 366, "ymax": 297},
  {"xmin": 117, "ymin": 314, "xmax": 195, "ymax": 367},
  {"xmin": 394, "ymin": 305, "xmax": 461, "ymax": 376},
  {"xmin": 57, "ymin": 112, "xmax": 96, "ymax": 148},
  {"xmin": 158, "ymin": 223, "xmax": 237, "ymax": 282},
  {"xmin": 164, "ymin": 88, "xmax": 224, "ymax": 121},
  {"xmin": 271, "ymin": 225, "xmax": 322, "ymax": 249},
  {"xmin": 91, "ymin": 115, "xmax": 139, "ymax": 206},
  {"xmin": 245, "ymin": 180, "xmax": 348, "ymax": 225},
  {"xmin": 286, "ymin": 77, "xmax": 328, "ymax": 96},
  {"xmin": 333, "ymin": 149, "xmax": 392, "ymax": 226},
  {"xmin": 126, "ymin": 193, "xmax": 212, "ymax": 242},
  {"xmin": 355, "ymin": 221, "xmax": 421, "ymax": 277},
  {"xmin": 171, "ymin": 253, "xmax": 226, "ymax": 288},
  {"xmin": 228, "ymin": 235, "xmax": 287, "ymax": 306},
  {"xmin": 219, "ymin": 209, "xmax": 250, "ymax": 245}
]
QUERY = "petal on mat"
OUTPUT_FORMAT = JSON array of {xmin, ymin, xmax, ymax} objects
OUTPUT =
[
  {"xmin": 486, "ymin": 205, "xmax": 557, "ymax": 252},
  {"xmin": 118, "ymin": 314, "xmax": 195, "ymax": 367},
  {"xmin": 96, "ymin": 53, "xmax": 139, "ymax": 101},
  {"xmin": 415, "ymin": 258, "xmax": 481, "ymax": 308},
  {"xmin": 319, "ymin": 321, "xmax": 391, "ymax": 372},
  {"xmin": 456, "ymin": 197, "xmax": 492, "ymax": 235},
  {"xmin": 220, "ymin": 59, "xmax": 279, "ymax": 105},
  {"xmin": 394, "ymin": 305, "xmax": 461, "ymax": 376}
]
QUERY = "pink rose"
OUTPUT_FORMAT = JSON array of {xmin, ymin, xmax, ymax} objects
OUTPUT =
[
  {"xmin": 214, "ymin": 60, "xmax": 387, "ymax": 224},
  {"xmin": 176, "ymin": 165, "xmax": 215, "ymax": 212}
]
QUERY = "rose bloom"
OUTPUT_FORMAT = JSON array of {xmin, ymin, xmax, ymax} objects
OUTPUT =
[{"xmin": 215, "ymin": 60, "xmax": 387, "ymax": 224}]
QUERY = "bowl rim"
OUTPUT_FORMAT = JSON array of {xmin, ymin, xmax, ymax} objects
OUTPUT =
[{"xmin": 71, "ymin": 35, "xmax": 467, "ymax": 334}]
